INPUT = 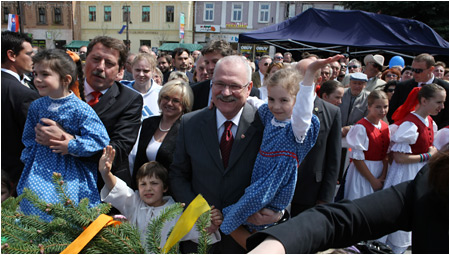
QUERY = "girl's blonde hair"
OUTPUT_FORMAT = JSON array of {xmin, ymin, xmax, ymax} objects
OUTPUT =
[{"xmin": 266, "ymin": 68, "xmax": 302, "ymax": 97}]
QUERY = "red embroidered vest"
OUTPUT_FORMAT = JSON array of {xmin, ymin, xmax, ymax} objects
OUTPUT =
[
  {"xmin": 396, "ymin": 113, "xmax": 434, "ymax": 154},
  {"xmin": 357, "ymin": 118, "xmax": 390, "ymax": 161}
]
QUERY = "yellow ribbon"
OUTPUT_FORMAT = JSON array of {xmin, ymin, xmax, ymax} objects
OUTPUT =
[
  {"xmin": 61, "ymin": 214, "xmax": 121, "ymax": 254},
  {"xmin": 162, "ymin": 194, "xmax": 210, "ymax": 253}
]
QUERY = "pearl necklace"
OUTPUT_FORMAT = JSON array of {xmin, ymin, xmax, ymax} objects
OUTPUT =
[{"xmin": 159, "ymin": 122, "xmax": 171, "ymax": 132}]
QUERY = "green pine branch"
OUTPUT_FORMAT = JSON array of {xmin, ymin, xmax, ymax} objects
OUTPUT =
[{"xmin": 2, "ymin": 172, "xmax": 214, "ymax": 254}]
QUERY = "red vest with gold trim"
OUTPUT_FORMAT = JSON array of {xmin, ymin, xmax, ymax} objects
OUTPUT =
[
  {"xmin": 357, "ymin": 118, "xmax": 390, "ymax": 161},
  {"xmin": 397, "ymin": 113, "xmax": 434, "ymax": 154}
]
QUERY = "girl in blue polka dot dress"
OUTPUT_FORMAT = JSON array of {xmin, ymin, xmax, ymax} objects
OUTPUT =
[
  {"xmin": 220, "ymin": 55, "xmax": 345, "ymax": 243},
  {"xmin": 17, "ymin": 49, "xmax": 109, "ymax": 221}
]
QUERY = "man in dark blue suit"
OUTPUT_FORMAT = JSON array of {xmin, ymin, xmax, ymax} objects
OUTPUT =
[
  {"xmin": 1, "ymin": 31, "xmax": 39, "ymax": 188},
  {"xmin": 290, "ymin": 57, "xmax": 341, "ymax": 216},
  {"xmin": 387, "ymin": 53, "xmax": 449, "ymax": 129}
]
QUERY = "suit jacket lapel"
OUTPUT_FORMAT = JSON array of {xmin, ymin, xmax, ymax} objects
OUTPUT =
[
  {"xmin": 93, "ymin": 82, "xmax": 119, "ymax": 116},
  {"xmin": 200, "ymin": 108, "xmax": 224, "ymax": 172},
  {"xmin": 227, "ymin": 104, "xmax": 259, "ymax": 173}
]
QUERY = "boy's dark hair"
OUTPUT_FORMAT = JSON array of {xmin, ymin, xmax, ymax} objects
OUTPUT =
[
  {"xmin": 87, "ymin": 36, "xmax": 128, "ymax": 70},
  {"xmin": 1, "ymin": 31, "xmax": 32, "ymax": 64},
  {"xmin": 172, "ymin": 48, "xmax": 190, "ymax": 60},
  {"xmin": 32, "ymin": 49, "xmax": 78, "ymax": 88},
  {"xmin": 136, "ymin": 161, "xmax": 169, "ymax": 189}
]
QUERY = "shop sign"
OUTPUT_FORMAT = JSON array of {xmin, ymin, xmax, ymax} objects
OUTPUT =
[
  {"xmin": 196, "ymin": 25, "xmax": 220, "ymax": 33},
  {"xmin": 226, "ymin": 22, "xmax": 248, "ymax": 29}
]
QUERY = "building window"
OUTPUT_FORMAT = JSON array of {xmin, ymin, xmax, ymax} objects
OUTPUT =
[
  {"xmin": 104, "ymin": 6, "xmax": 111, "ymax": 22},
  {"xmin": 89, "ymin": 6, "xmax": 96, "ymax": 21},
  {"xmin": 287, "ymin": 3, "xmax": 296, "ymax": 18},
  {"xmin": 302, "ymin": 4, "xmax": 313, "ymax": 12},
  {"xmin": 334, "ymin": 5, "xmax": 345, "ymax": 10},
  {"xmin": 140, "ymin": 40, "xmax": 151, "ymax": 48},
  {"xmin": 204, "ymin": 3, "xmax": 214, "ymax": 21},
  {"xmin": 3, "ymin": 7, "xmax": 9, "ymax": 23},
  {"xmin": 142, "ymin": 6, "xmax": 150, "ymax": 22},
  {"xmin": 231, "ymin": 3, "xmax": 242, "ymax": 22},
  {"xmin": 32, "ymin": 40, "xmax": 46, "ymax": 49},
  {"xmin": 258, "ymin": 3, "xmax": 270, "ymax": 23},
  {"xmin": 38, "ymin": 7, "xmax": 47, "ymax": 24},
  {"xmin": 166, "ymin": 6, "xmax": 174, "ymax": 22},
  {"xmin": 54, "ymin": 7, "xmax": 62, "ymax": 24},
  {"xmin": 123, "ymin": 6, "xmax": 130, "ymax": 22}
]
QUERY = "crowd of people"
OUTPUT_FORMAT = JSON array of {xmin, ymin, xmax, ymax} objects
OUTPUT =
[{"xmin": 1, "ymin": 30, "xmax": 448, "ymax": 254}]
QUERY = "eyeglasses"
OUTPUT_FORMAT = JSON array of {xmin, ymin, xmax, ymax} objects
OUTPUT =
[
  {"xmin": 411, "ymin": 68, "xmax": 425, "ymax": 74},
  {"xmin": 340, "ymin": 65, "xmax": 347, "ymax": 69},
  {"xmin": 161, "ymin": 95, "xmax": 182, "ymax": 105},
  {"xmin": 212, "ymin": 81, "xmax": 250, "ymax": 92},
  {"xmin": 386, "ymin": 74, "xmax": 398, "ymax": 78},
  {"xmin": 274, "ymin": 56, "xmax": 284, "ymax": 60},
  {"xmin": 348, "ymin": 65, "xmax": 359, "ymax": 69},
  {"xmin": 387, "ymin": 88, "xmax": 395, "ymax": 92},
  {"xmin": 264, "ymin": 62, "xmax": 270, "ymax": 66}
]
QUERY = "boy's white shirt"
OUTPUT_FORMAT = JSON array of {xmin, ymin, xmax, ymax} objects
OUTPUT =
[
  {"xmin": 101, "ymin": 178, "xmax": 221, "ymax": 250},
  {"xmin": 246, "ymin": 82, "xmax": 314, "ymax": 143}
]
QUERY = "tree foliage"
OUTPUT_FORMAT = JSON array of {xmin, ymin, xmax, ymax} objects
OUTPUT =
[
  {"xmin": 342, "ymin": 1, "xmax": 449, "ymax": 41},
  {"xmin": 1, "ymin": 172, "xmax": 212, "ymax": 254}
]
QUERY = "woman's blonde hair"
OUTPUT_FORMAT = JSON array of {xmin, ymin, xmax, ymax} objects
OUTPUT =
[{"xmin": 158, "ymin": 79, "xmax": 194, "ymax": 114}]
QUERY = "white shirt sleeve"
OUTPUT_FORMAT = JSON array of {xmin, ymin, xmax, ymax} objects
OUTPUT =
[
  {"xmin": 291, "ymin": 83, "xmax": 314, "ymax": 143},
  {"xmin": 434, "ymin": 127, "xmax": 449, "ymax": 151},
  {"xmin": 390, "ymin": 121, "xmax": 419, "ymax": 153},
  {"xmin": 246, "ymin": 96, "xmax": 266, "ymax": 109},
  {"xmin": 346, "ymin": 124, "xmax": 368, "ymax": 160},
  {"xmin": 100, "ymin": 177, "xmax": 142, "ymax": 221}
]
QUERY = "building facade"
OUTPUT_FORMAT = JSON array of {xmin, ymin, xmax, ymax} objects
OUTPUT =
[
  {"xmin": 1, "ymin": 1, "xmax": 75, "ymax": 49},
  {"xmin": 194, "ymin": 1, "xmax": 344, "ymax": 59},
  {"xmin": 79, "ymin": 2, "xmax": 194, "ymax": 53}
]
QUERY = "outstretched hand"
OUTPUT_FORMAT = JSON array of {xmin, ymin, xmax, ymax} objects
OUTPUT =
[
  {"xmin": 99, "ymin": 145, "xmax": 116, "ymax": 176},
  {"xmin": 303, "ymin": 55, "xmax": 345, "ymax": 86}
]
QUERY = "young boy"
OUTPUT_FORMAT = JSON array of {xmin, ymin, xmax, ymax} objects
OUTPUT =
[{"xmin": 99, "ymin": 145, "xmax": 222, "ymax": 250}]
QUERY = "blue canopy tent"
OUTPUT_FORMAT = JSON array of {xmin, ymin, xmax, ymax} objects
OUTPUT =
[{"xmin": 239, "ymin": 8, "xmax": 449, "ymax": 57}]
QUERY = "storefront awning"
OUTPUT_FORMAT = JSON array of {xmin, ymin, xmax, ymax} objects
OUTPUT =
[
  {"xmin": 64, "ymin": 40, "xmax": 90, "ymax": 50},
  {"xmin": 158, "ymin": 43, "xmax": 203, "ymax": 52}
]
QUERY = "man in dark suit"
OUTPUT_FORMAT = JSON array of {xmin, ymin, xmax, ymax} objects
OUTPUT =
[
  {"xmin": 387, "ymin": 53, "xmax": 449, "ymax": 129},
  {"xmin": 34, "ymin": 36, "xmax": 143, "ymax": 190},
  {"xmin": 170, "ymin": 56, "xmax": 280, "ymax": 253},
  {"xmin": 1, "ymin": 31, "xmax": 40, "ymax": 188},
  {"xmin": 191, "ymin": 40, "xmax": 259, "ymax": 111},
  {"xmin": 290, "ymin": 58, "xmax": 342, "ymax": 216},
  {"xmin": 163, "ymin": 47, "xmax": 194, "ymax": 83}
]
